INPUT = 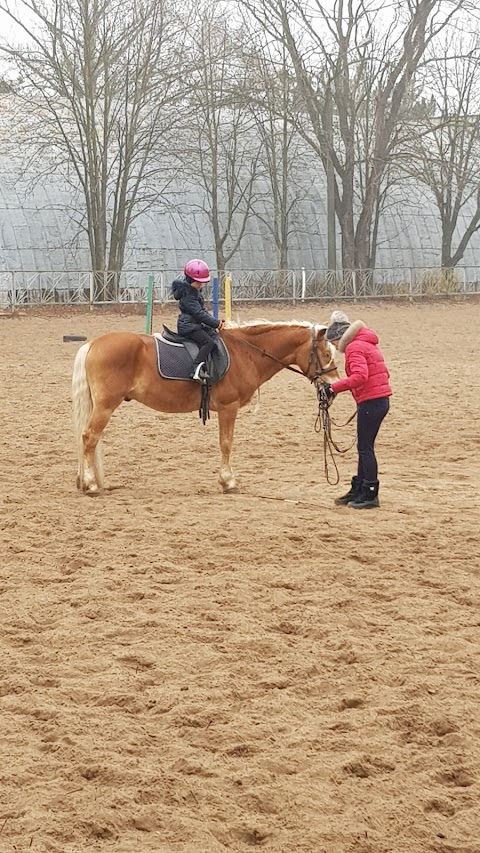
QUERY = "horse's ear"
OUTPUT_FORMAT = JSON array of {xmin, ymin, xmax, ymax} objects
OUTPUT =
[{"xmin": 316, "ymin": 325, "xmax": 328, "ymax": 339}]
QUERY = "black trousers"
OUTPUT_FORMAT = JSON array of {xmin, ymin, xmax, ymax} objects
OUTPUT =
[
  {"xmin": 188, "ymin": 327, "xmax": 218, "ymax": 366},
  {"xmin": 356, "ymin": 396, "xmax": 390, "ymax": 482}
]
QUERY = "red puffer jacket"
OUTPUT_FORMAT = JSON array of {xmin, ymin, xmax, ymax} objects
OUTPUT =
[{"xmin": 331, "ymin": 321, "xmax": 392, "ymax": 404}]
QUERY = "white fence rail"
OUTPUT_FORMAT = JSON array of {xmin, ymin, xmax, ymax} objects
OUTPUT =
[{"xmin": 1, "ymin": 267, "xmax": 479, "ymax": 309}]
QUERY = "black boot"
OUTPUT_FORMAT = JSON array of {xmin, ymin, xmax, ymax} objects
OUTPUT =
[
  {"xmin": 334, "ymin": 476, "xmax": 362, "ymax": 506},
  {"xmin": 348, "ymin": 480, "xmax": 379, "ymax": 509}
]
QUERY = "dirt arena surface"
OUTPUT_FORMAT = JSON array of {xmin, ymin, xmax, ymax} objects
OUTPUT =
[{"xmin": 0, "ymin": 300, "xmax": 479, "ymax": 853}]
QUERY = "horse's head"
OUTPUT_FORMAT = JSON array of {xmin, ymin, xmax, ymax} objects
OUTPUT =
[{"xmin": 296, "ymin": 324, "xmax": 339, "ymax": 385}]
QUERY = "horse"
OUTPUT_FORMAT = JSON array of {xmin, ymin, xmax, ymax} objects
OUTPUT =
[{"xmin": 71, "ymin": 320, "xmax": 338, "ymax": 496}]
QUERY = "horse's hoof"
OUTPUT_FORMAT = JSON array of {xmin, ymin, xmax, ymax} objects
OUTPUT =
[
  {"xmin": 85, "ymin": 485, "xmax": 101, "ymax": 497},
  {"xmin": 223, "ymin": 484, "xmax": 238, "ymax": 495}
]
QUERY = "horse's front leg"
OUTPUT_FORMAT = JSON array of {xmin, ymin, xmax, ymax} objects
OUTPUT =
[{"xmin": 217, "ymin": 403, "xmax": 239, "ymax": 493}]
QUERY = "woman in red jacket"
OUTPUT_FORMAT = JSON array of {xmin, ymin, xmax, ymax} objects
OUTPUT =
[{"xmin": 323, "ymin": 310, "xmax": 392, "ymax": 509}]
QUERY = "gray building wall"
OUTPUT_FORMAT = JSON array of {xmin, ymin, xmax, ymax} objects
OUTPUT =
[{"xmin": 2, "ymin": 153, "xmax": 480, "ymax": 278}]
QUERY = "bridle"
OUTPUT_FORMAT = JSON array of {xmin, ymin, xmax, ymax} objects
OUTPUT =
[
  {"xmin": 305, "ymin": 324, "xmax": 337, "ymax": 385},
  {"xmin": 222, "ymin": 323, "xmax": 337, "ymax": 385}
]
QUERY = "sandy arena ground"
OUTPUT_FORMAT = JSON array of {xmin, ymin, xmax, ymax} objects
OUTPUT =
[{"xmin": 0, "ymin": 300, "xmax": 479, "ymax": 853}]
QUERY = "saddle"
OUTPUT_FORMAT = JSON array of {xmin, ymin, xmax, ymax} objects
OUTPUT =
[{"xmin": 153, "ymin": 326, "xmax": 230, "ymax": 384}]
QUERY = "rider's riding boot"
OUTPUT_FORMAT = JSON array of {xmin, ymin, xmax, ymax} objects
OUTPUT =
[
  {"xmin": 334, "ymin": 475, "xmax": 362, "ymax": 506},
  {"xmin": 348, "ymin": 479, "xmax": 380, "ymax": 509},
  {"xmin": 190, "ymin": 361, "xmax": 210, "ymax": 382}
]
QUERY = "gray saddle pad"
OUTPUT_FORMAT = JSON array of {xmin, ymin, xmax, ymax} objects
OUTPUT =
[{"xmin": 153, "ymin": 328, "xmax": 230, "ymax": 383}]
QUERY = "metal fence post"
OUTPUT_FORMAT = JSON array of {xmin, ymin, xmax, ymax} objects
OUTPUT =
[
  {"xmin": 409, "ymin": 268, "xmax": 413, "ymax": 302},
  {"xmin": 301, "ymin": 266, "xmax": 306, "ymax": 302},
  {"xmin": 292, "ymin": 271, "xmax": 296, "ymax": 305}
]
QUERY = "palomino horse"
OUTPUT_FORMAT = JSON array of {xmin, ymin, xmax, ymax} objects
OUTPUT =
[{"xmin": 72, "ymin": 321, "xmax": 338, "ymax": 495}]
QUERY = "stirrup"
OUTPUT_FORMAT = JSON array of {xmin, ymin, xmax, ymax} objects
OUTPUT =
[{"xmin": 191, "ymin": 362, "xmax": 210, "ymax": 382}]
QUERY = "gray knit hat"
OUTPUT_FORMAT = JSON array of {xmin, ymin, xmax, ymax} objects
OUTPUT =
[{"xmin": 325, "ymin": 309, "xmax": 350, "ymax": 342}]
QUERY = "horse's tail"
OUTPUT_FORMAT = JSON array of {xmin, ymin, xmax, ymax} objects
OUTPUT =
[{"xmin": 72, "ymin": 342, "xmax": 104, "ymax": 490}]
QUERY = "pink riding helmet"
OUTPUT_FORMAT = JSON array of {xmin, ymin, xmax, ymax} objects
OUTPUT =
[{"xmin": 184, "ymin": 258, "xmax": 210, "ymax": 283}]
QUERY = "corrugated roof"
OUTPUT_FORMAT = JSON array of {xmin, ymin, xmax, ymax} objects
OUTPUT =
[{"xmin": 1, "ymin": 135, "xmax": 480, "ymax": 275}]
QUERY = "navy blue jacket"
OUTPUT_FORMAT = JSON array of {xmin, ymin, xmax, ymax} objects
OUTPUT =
[{"xmin": 172, "ymin": 276, "xmax": 220, "ymax": 336}]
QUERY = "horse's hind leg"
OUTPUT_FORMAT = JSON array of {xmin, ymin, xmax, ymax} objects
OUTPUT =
[{"xmin": 80, "ymin": 403, "xmax": 115, "ymax": 496}]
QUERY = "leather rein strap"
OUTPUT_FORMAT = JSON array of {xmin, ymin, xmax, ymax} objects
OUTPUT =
[
  {"xmin": 222, "ymin": 325, "xmax": 354, "ymax": 483},
  {"xmin": 222, "ymin": 325, "xmax": 337, "ymax": 382}
]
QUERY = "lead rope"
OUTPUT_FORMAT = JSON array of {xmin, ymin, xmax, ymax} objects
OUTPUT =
[{"xmin": 315, "ymin": 386, "xmax": 357, "ymax": 485}]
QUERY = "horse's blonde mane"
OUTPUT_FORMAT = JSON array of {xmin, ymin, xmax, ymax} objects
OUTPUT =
[{"xmin": 225, "ymin": 319, "xmax": 327, "ymax": 330}]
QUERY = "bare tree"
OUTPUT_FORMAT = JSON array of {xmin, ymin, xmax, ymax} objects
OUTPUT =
[
  {"xmin": 242, "ymin": 38, "xmax": 316, "ymax": 274},
  {"xmin": 183, "ymin": 8, "xmax": 261, "ymax": 277},
  {"xmin": 400, "ymin": 35, "xmax": 480, "ymax": 268},
  {"xmin": 0, "ymin": 0, "xmax": 191, "ymax": 292},
  {"xmin": 240, "ymin": 0, "xmax": 469, "ymax": 274}
]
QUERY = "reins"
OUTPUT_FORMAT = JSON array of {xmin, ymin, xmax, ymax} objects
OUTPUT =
[
  {"xmin": 221, "ymin": 325, "xmax": 337, "ymax": 381},
  {"xmin": 222, "ymin": 324, "xmax": 355, "ymax": 484},
  {"xmin": 315, "ymin": 386, "xmax": 357, "ymax": 485}
]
